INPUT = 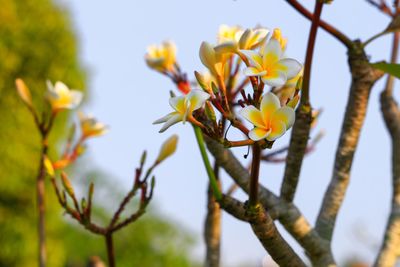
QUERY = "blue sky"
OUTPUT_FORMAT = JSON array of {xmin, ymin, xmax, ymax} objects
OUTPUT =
[{"xmin": 63, "ymin": 0, "xmax": 396, "ymax": 265}]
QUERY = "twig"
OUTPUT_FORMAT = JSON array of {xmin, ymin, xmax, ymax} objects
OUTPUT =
[
  {"xmin": 285, "ymin": 0, "xmax": 353, "ymax": 49},
  {"xmin": 365, "ymin": 0, "xmax": 393, "ymax": 16}
]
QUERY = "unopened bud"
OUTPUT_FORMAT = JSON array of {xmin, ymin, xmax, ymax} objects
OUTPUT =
[
  {"xmin": 15, "ymin": 79, "xmax": 33, "ymax": 107},
  {"xmin": 61, "ymin": 172, "xmax": 75, "ymax": 198},
  {"xmin": 156, "ymin": 135, "xmax": 178, "ymax": 164}
]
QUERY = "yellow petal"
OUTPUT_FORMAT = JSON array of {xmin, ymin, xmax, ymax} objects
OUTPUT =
[
  {"xmin": 271, "ymin": 106, "xmax": 295, "ymax": 130},
  {"xmin": 243, "ymin": 67, "xmax": 267, "ymax": 77},
  {"xmin": 267, "ymin": 120, "xmax": 286, "ymax": 141},
  {"xmin": 169, "ymin": 96, "xmax": 186, "ymax": 114},
  {"xmin": 187, "ymin": 89, "xmax": 210, "ymax": 112},
  {"xmin": 260, "ymin": 92, "xmax": 280, "ymax": 125},
  {"xmin": 240, "ymin": 106, "xmax": 265, "ymax": 128},
  {"xmin": 240, "ymin": 50, "xmax": 263, "ymax": 70},
  {"xmin": 262, "ymin": 38, "xmax": 282, "ymax": 67},
  {"xmin": 249, "ymin": 127, "xmax": 271, "ymax": 141},
  {"xmin": 261, "ymin": 71, "xmax": 287, "ymax": 87}
]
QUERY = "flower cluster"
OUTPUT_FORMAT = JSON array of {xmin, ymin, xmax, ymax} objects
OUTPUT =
[
  {"xmin": 15, "ymin": 79, "xmax": 108, "ymax": 170},
  {"xmin": 146, "ymin": 25, "xmax": 303, "ymax": 145}
]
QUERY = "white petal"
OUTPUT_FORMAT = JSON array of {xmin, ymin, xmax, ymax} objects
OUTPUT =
[
  {"xmin": 199, "ymin": 42, "xmax": 216, "ymax": 70},
  {"xmin": 69, "ymin": 90, "xmax": 83, "ymax": 108},
  {"xmin": 277, "ymin": 58, "xmax": 303, "ymax": 79},
  {"xmin": 153, "ymin": 112, "xmax": 176, "ymax": 124},
  {"xmin": 158, "ymin": 114, "xmax": 183, "ymax": 133}
]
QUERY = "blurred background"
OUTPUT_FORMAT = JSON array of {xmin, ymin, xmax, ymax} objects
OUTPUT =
[{"xmin": 0, "ymin": 0, "xmax": 396, "ymax": 266}]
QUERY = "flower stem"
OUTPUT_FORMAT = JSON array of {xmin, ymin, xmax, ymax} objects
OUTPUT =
[
  {"xmin": 193, "ymin": 126, "xmax": 222, "ymax": 201},
  {"xmin": 37, "ymin": 149, "xmax": 47, "ymax": 267}
]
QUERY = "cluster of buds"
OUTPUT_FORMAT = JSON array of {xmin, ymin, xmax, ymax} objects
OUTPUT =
[
  {"xmin": 146, "ymin": 25, "xmax": 305, "ymax": 148},
  {"xmin": 49, "ymin": 134, "xmax": 178, "ymax": 237},
  {"xmin": 145, "ymin": 41, "xmax": 190, "ymax": 94}
]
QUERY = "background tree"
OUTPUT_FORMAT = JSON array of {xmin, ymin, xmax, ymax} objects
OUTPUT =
[{"xmin": 0, "ymin": 0, "xmax": 198, "ymax": 266}]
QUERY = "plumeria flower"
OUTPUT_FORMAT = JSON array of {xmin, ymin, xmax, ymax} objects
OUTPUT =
[
  {"xmin": 153, "ymin": 89, "xmax": 210, "ymax": 133},
  {"xmin": 240, "ymin": 92, "xmax": 295, "ymax": 141},
  {"xmin": 217, "ymin": 24, "xmax": 243, "ymax": 44},
  {"xmin": 46, "ymin": 81, "xmax": 83, "ymax": 111},
  {"xmin": 145, "ymin": 40, "xmax": 177, "ymax": 73},
  {"xmin": 241, "ymin": 31, "xmax": 302, "ymax": 87},
  {"xmin": 79, "ymin": 112, "xmax": 108, "ymax": 139},
  {"xmin": 215, "ymin": 26, "xmax": 269, "ymax": 54}
]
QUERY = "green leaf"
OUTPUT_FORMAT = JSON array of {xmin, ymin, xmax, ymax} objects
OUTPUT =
[{"xmin": 371, "ymin": 61, "xmax": 400, "ymax": 78}]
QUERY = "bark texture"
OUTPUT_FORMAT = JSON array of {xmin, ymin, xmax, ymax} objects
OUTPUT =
[
  {"xmin": 315, "ymin": 42, "xmax": 383, "ymax": 241},
  {"xmin": 205, "ymin": 137, "xmax": 336, "ymax": 266},
  {"xmin": 374, "ymin": 69, "xmax": 400, "ymax": 266}
]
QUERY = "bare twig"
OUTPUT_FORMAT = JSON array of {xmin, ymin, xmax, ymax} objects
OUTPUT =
[
  {"xmin": 285, "ymin": 0, "xmax": 353, "ymax": 48},
  {"xmin": 365, "ymin": 0, "xmax": 394, "ymax": 16}
]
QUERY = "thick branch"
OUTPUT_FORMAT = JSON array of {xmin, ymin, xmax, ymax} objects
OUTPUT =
[
  {"xmin": 374, "ymin": 32, "xmax": 400, "ymax": 267},
  {"xmin": 205, "ymin": 137, "xmax": 336, "ymax": 265},
  {"xmin": 316, "ymin": 42, "xmax": 384, "ymax": 241},
  {"xmin": 220, "ymin": 196, "xmax": 306, "ymax": 267}
]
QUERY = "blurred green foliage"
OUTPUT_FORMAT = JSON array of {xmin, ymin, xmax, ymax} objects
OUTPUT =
[{"xmin": 0, "ymin": 0, "xmax": 198, "ymax": 266}]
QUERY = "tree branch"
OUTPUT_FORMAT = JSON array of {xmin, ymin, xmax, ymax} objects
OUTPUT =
[
  {"xmin": 205, "ymin": 137, "xmax": 336, "ymax": 265},
  {"xmin": 284, "ymin": 0, "xmax": 353, "ymax": 48},
  {"xmin": 220, "ymin": 196, "xmax": 307, "ymax": 267},
  {"xmin": 374, "ymin": 32, "xmax": 400, "ymax": 267},
  {"xmin": 315, "ymin": 42, "xmax": 384, "ymax": 241}
]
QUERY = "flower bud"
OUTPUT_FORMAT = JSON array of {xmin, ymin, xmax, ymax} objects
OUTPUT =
[
  {"xmin": 15, "ymin": 79, "xmax": 33, "ymax": 107},
  {"xmin": 156, "ymin": 135, "xmax": 178, "ymax": 164}
]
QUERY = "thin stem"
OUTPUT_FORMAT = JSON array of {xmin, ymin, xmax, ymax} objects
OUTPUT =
[
  {"xmin": 105, "ymin": 233, "xmax": 116, "ymax": 267},
  {"xmin": 285, "ymin": 0, "xmax": 353, "ymax": 49},
  {"xmin": 385, "ymin": 32, "xmax": 400, "ymax": 95},
  {"xmin": 302, "ymin": 1, "xmax": 323, "ymax": 104},
  {"xmin": 248, "ymin": 144, "xmax": 261, "ymax": 207},
  {"xmin": 193, "ymin": 126, "xmax": 222, "ymax": 200},
  {"xmin": 279, "ymin": 0, "xmax": 323, "ymax": 202},
  {"xmin": 363, "ymin": 30, "xmax": 388, "ymax": 47},
  {"xmin": 37, "ymin": 150, "xmax": 47, "ymax": 267}
]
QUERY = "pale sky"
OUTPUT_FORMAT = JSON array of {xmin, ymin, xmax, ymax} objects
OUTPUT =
[{"xmin": 64, "ymin": 0, "xmax": 396, "ymax": 265}]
